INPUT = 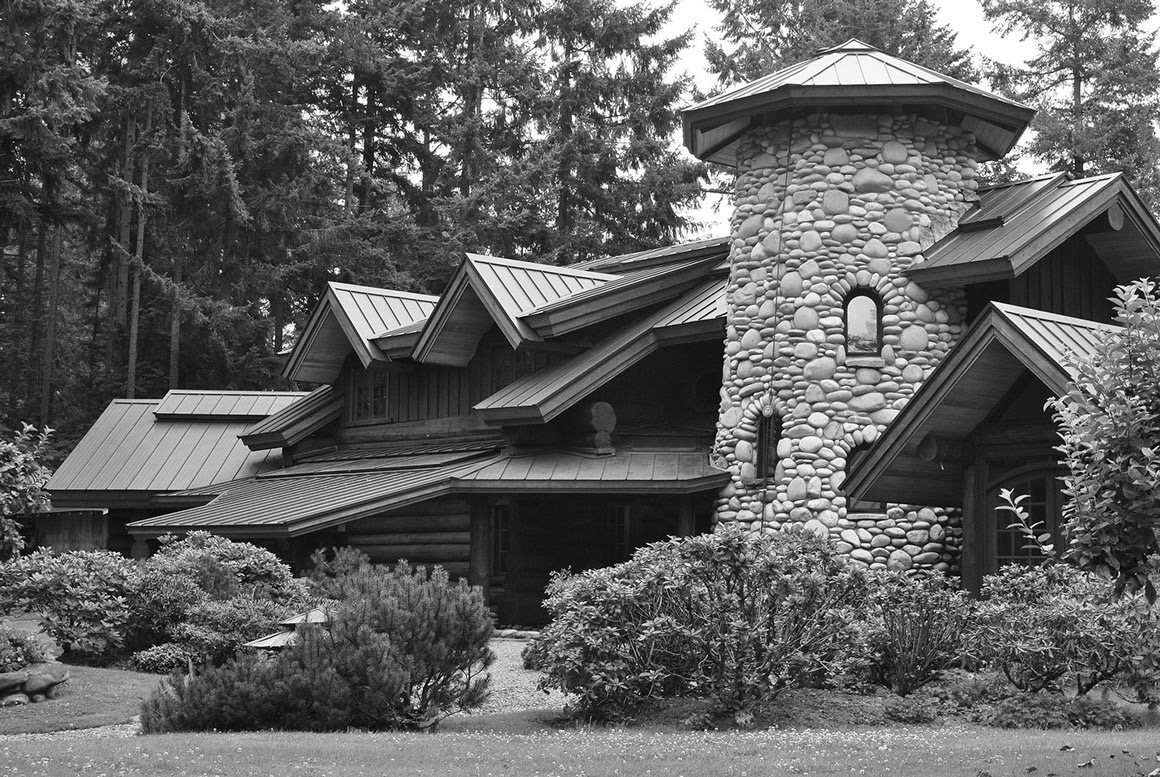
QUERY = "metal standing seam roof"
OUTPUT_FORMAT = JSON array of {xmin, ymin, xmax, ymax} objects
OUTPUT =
[
  {"xmin": 473, "ymin": 279, "xmax": 729, "ymax": 424},
  {"xmin": 454, "ymin": 448, "xmax": 729, "ymax": 493},
  {"xmin": 127, "ymin": 455, "xmax": 499, "ymax": 537},
  {"xmin": 412, "ymin": 254, "xmax": 618, "ymax": 365},
  {"xmin": 912, "ymin": 172, "xmax": 1148, "ymax": 284},
  {"xmin": 683, "ymin": 39, "xmax": 1034, "ymax": 165},
  {"xmin": 572, "ymin": 236, "xmax": 731, "ymax": 272},
  {"xmin": 238, "ymin": 385, "xmax": 344, "ymax": 451},
  {"xmin": 153, "ymin": 390, "xmax": 307, "ymax": 419},
  {"xmin": 283, "ymin": 282, "xmax": 438, "ymax": 383},
  {"xmin": 522, "ymin": 254, "xmax": 727, "ymax": 337},
  {"xmin": 47, "ymin": 392, "xmax": 305, "ymax": 504},
  {"xmin": 129, "ymin": 445, "xmax": 727, "ymax": 537},
  {"xmin": 842, "ymin": 302, "xmax": 1117, "ymax": 506}
]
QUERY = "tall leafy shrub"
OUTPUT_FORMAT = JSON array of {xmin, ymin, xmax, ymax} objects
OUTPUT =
[
  {"xmin": 1050, "ymin": 279, "xmax": 1160, "ymax": 600},
  {"xmin": 533, "ymin": 526, "xmax": 868, "ymax": 718},
  {"xmin": 0, "ymin": 423, "xmax": 52, "ymax": 558},
  {"xmin": 0, "ymin": 549, "xmax": 138, "ymax": 656}
]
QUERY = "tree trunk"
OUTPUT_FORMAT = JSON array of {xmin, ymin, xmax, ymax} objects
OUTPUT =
[
  {"xmin": 169, "ymin": 260, "xmax": 181, "ymax": 389},
  {"xmin": 126, "ymin": 105, "xmax": 152, "ymax": 399},
  {"xmin": 39, "ymin": 226, "xmax": 62, "ymax": 425}
]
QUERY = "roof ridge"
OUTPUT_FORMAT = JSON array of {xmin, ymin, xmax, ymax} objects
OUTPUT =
[
  {"xmin": 465, "ymin": 252, "xmax": 619, "ymax": 280},
  {"xmin": 990, "ymin": 301, "xmax": 1119, "ymax": 331},
  {"xmin": 327, "ymin": 281, "xmax": 439, "ymax": 301}
]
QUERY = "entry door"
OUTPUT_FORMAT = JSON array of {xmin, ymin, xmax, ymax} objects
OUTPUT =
[{"xmin": 982, "ymin": 460, "xmax": 1067, "ymax": 573}]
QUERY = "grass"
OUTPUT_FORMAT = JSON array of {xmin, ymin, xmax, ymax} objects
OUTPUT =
[
  {"xmin": 2, "ymin": 727, "xmax": 1160, "ymax": 777},
  {"xmin": 0, "ymin": 664, "xmax": 161, "ymax": 735}
]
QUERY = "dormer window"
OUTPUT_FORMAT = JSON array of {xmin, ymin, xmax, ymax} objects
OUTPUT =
[
  {"xmin": 755, "ymin": 410, "xmax": 782, "ymax": 481},
  {"xmin": 845, "ymin": 290, "xmax": 883, "ymax": 356}
]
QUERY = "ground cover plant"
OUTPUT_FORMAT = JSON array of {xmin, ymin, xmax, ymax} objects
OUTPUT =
[
  {"xmin": 140, "ymin": 558, "xmax": 494, "ymax": 732},
  {"xmin": 4, "ymin": 728, "xmax": 1160, "ymax": 777}
]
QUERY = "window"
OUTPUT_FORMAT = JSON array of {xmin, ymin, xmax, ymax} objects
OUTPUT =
[
  {"xmin": 755, "ymin": 411, "xmax": 782, "ymax": 480},
  {"xmin": 349, "ymin": 367, "xmax": 389, "ymax": 422},
  {"xmin": 489, "ymin": 504, "xmax": 511, "ymax": 578},
  {"xmin": 844, "ymin": 291, "xmax": 882, "ymax": 356},
  {"xmin": 985, "ymin": 462, "xmax": 1065, "ymax": 569},
  {"xmin": 602, "ymin": 504, "xmax": 632, "ymax": 565}
]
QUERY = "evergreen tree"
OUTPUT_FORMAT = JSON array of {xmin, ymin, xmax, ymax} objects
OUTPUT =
[
  {"xmin": 705, "ymin": 0, "xmax": 977, "ymax": 84},
  {"xmin": 983, "ymin": 0, "xmax": 1160, "ymax": 210}
]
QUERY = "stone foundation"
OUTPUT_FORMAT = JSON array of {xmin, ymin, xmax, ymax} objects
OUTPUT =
[{"xmin": 713, "ymin": 110, "xmax": 981, "ymax": 571}]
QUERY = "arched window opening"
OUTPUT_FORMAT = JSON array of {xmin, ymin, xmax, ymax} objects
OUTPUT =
[
  {"xmin": 845, "ymin": 291, "xmax": 883, "ymax": 356},
  {"xmin": 755, "ymin": 411, "xmax": 782, "ymax": 481}
]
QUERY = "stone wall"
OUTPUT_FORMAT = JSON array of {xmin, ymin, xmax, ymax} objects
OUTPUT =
[{"xmin": 714, "ymin": 111, "xmax": 979, "ymax": 574}]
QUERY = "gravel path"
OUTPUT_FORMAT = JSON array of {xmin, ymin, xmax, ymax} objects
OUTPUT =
[{"xmin": 0, "ymin": 637, "xmax": 562, "ymax": 741}]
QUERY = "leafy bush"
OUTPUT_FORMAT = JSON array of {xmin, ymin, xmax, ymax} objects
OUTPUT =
[
  {"xmin": 131, "ymin": 643, "xmax": 191, "ymax": 674},
  {"xmin": 0, "ymin": 548, "xmax": 138, "ymax": 657},
  {"xmin": 532, "ymin": 526, "xmax": 868, "ymax": 718},
  {"xmin": 926, "ymin": 669, "xmax": 1013, "ymax": 722},
  {"xmin": 126, "ymin": 532, "xmax": 307, "ymax": 666},
  {"xmin": 1050, "ymin": 279, "xmax": 1160, "ymax": 599},
  {"xmin": 0, "ymin": 627, "xmax": 49, "ymax": 672},
  {"xmin": 0, "ymin": 423, "xmax": 53, "ymax": 558},
  {"xmin": 865, "ymin": 571, "xmax": 971, "ymax": 696},
  {"xmin": 1066, "ymin": 695, "xmax": 1141, "ymax": 730},
  {"xmin": 973, "ymin": 564, "xmax": 1159, "ymax": 697},
  {"xmin": 141, "ymin": 560, "xmax": 494, "ymax": 732}
]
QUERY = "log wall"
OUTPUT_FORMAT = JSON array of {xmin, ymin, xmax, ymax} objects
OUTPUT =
[{"xmin": 345, "ymin": 498, "xmax": 473, "ymax": 579}]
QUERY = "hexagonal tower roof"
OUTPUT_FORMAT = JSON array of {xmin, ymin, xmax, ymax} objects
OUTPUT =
[{"xmin": 683, "ymin": 39, "xmax": 1035, "ymax": 166}]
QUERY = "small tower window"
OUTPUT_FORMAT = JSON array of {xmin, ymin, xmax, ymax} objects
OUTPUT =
[
  {"xmin": 845, "ymin": 291, "xmax": 882, "ymax": 356},
  {"xmin": 755, "ymin": 410, "xmax": 782, "ymax": 480}
]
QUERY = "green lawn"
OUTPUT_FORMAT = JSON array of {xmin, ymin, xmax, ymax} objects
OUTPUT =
[
  {"xmin": 2, "ymin": 727, "xmax": 1159, "ymax": 777},
  {"xmin": 0, "ymin": 664, "xmax": 161, "ymax": 735}
]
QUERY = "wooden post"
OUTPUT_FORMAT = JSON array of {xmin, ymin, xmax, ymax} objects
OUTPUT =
[
  {"xmin": 468, "ymin": 499, "xmax": 491, "ymax": 603},
  {"xmin": 961, "ymin": 462, "xmax": 980, "ymax": 594},
  {"xmin": 676, "ymin": 496, "xmax": 695, "ymax": 537}
]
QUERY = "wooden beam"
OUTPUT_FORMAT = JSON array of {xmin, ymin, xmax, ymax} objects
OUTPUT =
[{"xmin": 469, "ymin": 499, "xmax": 491, "ymax": 602}]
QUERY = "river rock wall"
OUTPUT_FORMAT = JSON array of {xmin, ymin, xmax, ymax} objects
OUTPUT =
[{"xmin": 714, "ymin": 111, "xmax": 979, "ymax": 574}]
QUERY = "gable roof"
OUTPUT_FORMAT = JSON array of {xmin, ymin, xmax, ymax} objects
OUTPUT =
[
  {"xmin": 239, "ymin": 385, "xmax": 344, "ymax": 451},
  {"xmin": 842, "ymin": 303, "xmax": 1115, "ymax": 506},
  {"xmin": 910, "ymin": 172, "xmax": 1160, "ymax": 285},
  {"xmin": 283, "ymin": 282, "xmax": 438, "ymax": 384},
  {"xmin": 684, "ymin": 39, "xmax": 1034, "ymax": 165},
  {"xmin": 473, "ymin": 276, "xmax": 727, "ymax": 424},
  {"xmin": 412, "ymin": 254, "xmax": 617, "ymax": 366},
  {"xmin": 48, "ymin": 391, "xmax": 307, "ymax": 508}
]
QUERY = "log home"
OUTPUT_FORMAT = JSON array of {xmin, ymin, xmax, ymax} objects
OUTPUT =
[{"xmin": 48, "ymin": 40, "xmax": 1160, "ymax": 618}]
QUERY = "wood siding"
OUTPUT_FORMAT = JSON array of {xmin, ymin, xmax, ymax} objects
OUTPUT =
[
  {"xmin": 344, "ymin": 335, "xmax": 564, "ymax": 428},
  {"xmin": 965, "ymin": 233, "xmax": 1117, "ymax": 323},
  {"xmin": 345, "ymin": 498, "xmax": 474, "ymax": 578}
]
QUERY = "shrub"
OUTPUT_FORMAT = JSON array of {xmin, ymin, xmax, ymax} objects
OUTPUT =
[
  {"xmin": 0, "ymin": 548, "xmax": 139, "ymax": 657},
  {"xmin": 973, "ymin": 564, "xmax": 1159, "ymax": 697},
  {"xmin": 142, "ymin": 560, "xmax": 494, "ymax": 732},
  {"xmin": 532, "ymin": 526, "xmax": 868, "ymax": 718},
  {"xmin": 0, "ymin": 627, "xmax": 48, "ymax": 672},
  {"xmin": 126, "ymin": 532, "xmax": 308, "ymax": 666},
  {"xmin": 865, "ymin": 571, "xmax": 971, "ymax": 696},
  {"xmin": 1066, "ymin": 695, "xmax": 1141, "ymax": 730},
  {"xmin": 131, "ymin": 643, "xmax": 192, "ymax": 674},
  {"xmin": 306, "ymin": 546, "xmax": 372, "ymax": 599},
  {"xmin": 0, "ymin": 423, "xmax": 53, "ymax": 559}
]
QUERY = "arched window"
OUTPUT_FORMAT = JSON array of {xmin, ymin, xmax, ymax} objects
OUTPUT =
[
  {"xmin": 845, "ymin": 290, "xmax": 883, "ymax": 356},
  {"xmin": 755, "ymin": 410, "xmax": 782, "ymax": 481}
]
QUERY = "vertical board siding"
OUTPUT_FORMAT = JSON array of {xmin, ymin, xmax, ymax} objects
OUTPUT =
[{"xmin": 346, "ymin": 340, "xmax": 564, "ymax": 427}]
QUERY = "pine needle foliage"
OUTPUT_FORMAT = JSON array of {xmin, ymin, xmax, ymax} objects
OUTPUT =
[{"xmin": 141, "ymin": 560, "xmax": 494, "ymax": 732}]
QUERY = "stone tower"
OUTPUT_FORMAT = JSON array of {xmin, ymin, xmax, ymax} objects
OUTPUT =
[{"xmin": 682, "ymin": 40, "xmax": 1034, "ymax": 572}]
